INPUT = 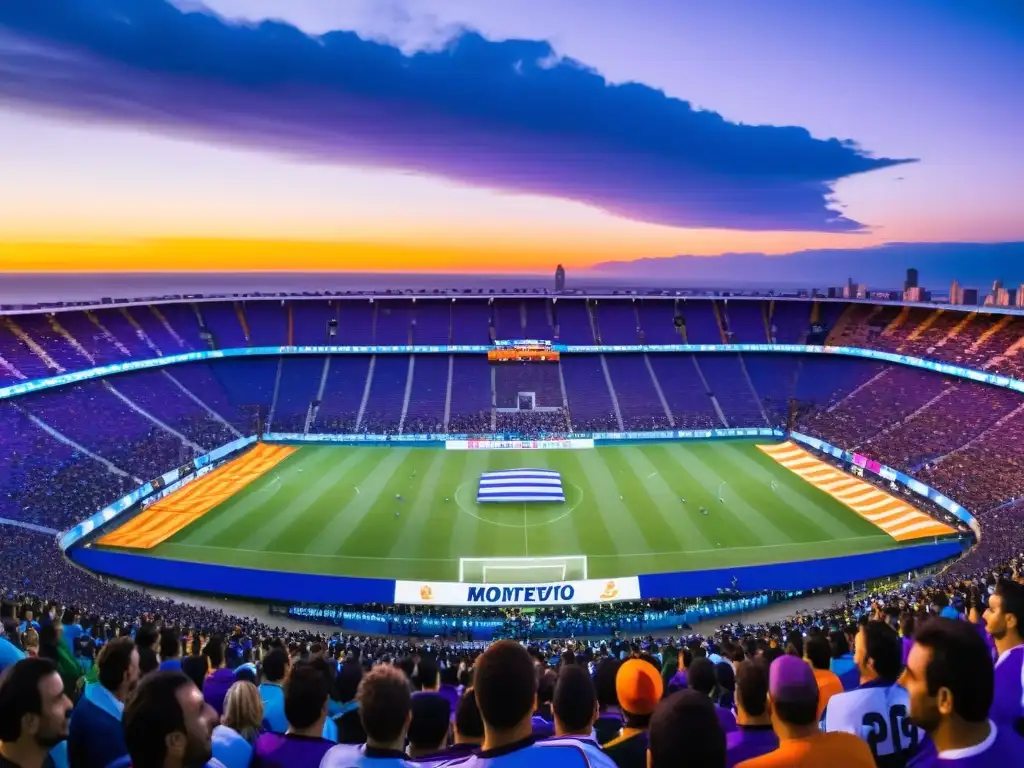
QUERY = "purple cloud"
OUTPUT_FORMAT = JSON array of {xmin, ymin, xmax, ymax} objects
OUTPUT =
[{"xmin": 0, "ymin": 0, "xmax": 915, "ymax": 231}]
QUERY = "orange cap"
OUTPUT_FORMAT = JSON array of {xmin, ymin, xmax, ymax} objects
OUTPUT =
[{"xmin": 615, "ymin": 659, "xmax": 664, "ymax": 715}]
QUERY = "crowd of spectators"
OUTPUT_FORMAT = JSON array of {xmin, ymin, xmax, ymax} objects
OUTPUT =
[{"xmin": 2, "ymin": 551, "xmax": 1023, "ymax": 767}]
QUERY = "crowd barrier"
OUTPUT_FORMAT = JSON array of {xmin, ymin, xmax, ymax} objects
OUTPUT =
[
  {"xmin": 59, "ymin": 435, "xmax": 257, "ymax": 550},
  {"xmin": 4, "ymin": 343, "xmax": 1023, "ymax": 400},
  {"xmin": 789, "ymin": 432, "xmax": 980, "ymax": 537},
  {"xmin": 69, "ymin": 539, "xmax": 964, "ymax": 606}
]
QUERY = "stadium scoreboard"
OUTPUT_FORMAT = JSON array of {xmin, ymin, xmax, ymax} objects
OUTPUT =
[{"xmin": 487, "ymin": 339, "xmax": 560, "ymax": 362}]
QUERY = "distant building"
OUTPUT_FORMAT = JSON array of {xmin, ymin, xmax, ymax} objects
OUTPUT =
[
  {"xmin": 1017, "ymin": 285, "xmax": 1024, "ymax": 308},
  {"xmin": 554, "ymin": 264, "xmax": 566, "ymax": 292},
  {"xmin": 992, "ymin": 287, "xmax": 1011, "ymax": 307},
  {"xmin": 855, "ymin": 284, "xmax": 868, "ymax": 299},
  {"xmin": 962, "ymin": 288, "xmax": 979, "ymax": 305},
  {"xmin": 905, "ymin": 268, "xmax": 919, "ymax": 291},
  {"xmin": 904, "ymin": 286, "xmax": 930, "ymax": 302},
  {"xmin": 826, "ymin": 287, "xmax": 838, "ymax": 298},
  {"xmin": 949, "ymin": 280, "xmax": 962, "ymax": 304},
  {"xmin": 843, "ymin": 278, "xmax": 855, "ymax": 299}
]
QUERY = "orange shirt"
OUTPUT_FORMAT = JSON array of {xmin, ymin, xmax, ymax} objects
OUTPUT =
[
  {"xmin": 812, "ymin": 667, "xmax": 844, "ymax": 720},
  {"xmin": 737, "ymin": 731, "xmax": 876, "ymax": 768}
]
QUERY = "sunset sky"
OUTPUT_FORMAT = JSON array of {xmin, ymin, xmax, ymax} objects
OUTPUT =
[{"xmin": 0, "ymin": 0, "xmax": 1021, "ymax": 274}]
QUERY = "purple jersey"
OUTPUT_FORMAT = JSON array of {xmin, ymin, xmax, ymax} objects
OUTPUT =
[
  {"xmin": 991, "ymin": 645, "xmax": 1024, "ymax": 729},
  {"xmin": 917, "ymin": 721, "xmax": 1024, "ymax": 767}
]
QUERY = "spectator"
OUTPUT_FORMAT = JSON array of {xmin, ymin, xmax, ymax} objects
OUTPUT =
[
  {"xmin": 593, "ymin": 658, "xmax": 624, "ymax": 745},
  {"xmin": 540, "ymin": 663, "xmax": 617, "ymax": 768},
  {"xmin": 902, "ymin": 618, "xmax": 1023, "ymax": 765},
  {"xmin": 181, "ymin": 655, "xmax": 209, "ymax": 693},
  {"xmin": 603, "ymin": 657, "xmax": 664, "ymax": 768},
  {"xmin": 982, "ymin": 579, "xmax": 1024, "ymax": 731},
  {"xmin": 727, "ymin": 659, "xmax": 777, "ymax": 767},
  {"xmin": 37, "ymin": 623, "xmax": 83, "ymax": 699},
  {"xmin": 824, "ymin": 621, "xmax": 930, "ymax": 766},
  {"xmin": 531, "ymin": 670, "xmax": 557, "ymax": 738},
  {"xmin": 458, "ymin": 640, "xmax": 590, "ymax": 766},
  {"xmin": 22, "ymin": 629, "xmax": 40, "ymax": 658},
  {"xmin": 738, "ymin": 655, "xmax": 875, "ymax": 767},
  {"xmin": 252, "ymin": 660, "xmax": 334, "ymax": 767},
  {"xmin": 648, "ymin": 689, "xmax": 726, "ymax": 768},
  {"xmin": 805, "ymin": 633, "xmax": 843, "ymax": 720},
  {"xmin": 135, "ymin": 623, "xmax": 160, "ymax": 678},
  {"xmin": 0, "ymin": 658, "xmax": 73, "ymax": 768},
  {"xmin": 689, "ymin": 658, "xmax": 738, "ymax": 734},
  {"xmin": 321, "ymin": 665, "xmax": 415, "ymax": 767},
  {"xmin": 830, "ymin": 629, "xmax": 860, "ymax": 691},
  {"xmin": 67, "ymin": 637, "xmax": 137, "ymax": 768},
  {"xmin": 202, "ymin": 635, "xmax": 234, "ymax": 717},
  {"xmin": 213, "ymin": 680, "xmax": 263, "ymax": 768},
  {"xmin": 159, "ymin": 628, "xmax": 183, "ymax": 672},
  {"xmin": 258, "ymin": 647, "xmax": 290, "ymax": 734},
  {"xmin": 451, "ymin": 687, "xmax": 484, "ymax": 756},
  {"xmin": 415, "ymin": 655, "xmax": 440, "ymax": 692},
  {"xmin": 0, "ymin": 620, "xmax": 27, "ymax": 673},
  {"xmin": 407, "ymin": 692, "xmax": 451, "ymax": 759},
  {"xmin": 123, "ymin": 670, "xmax": 217, "ymax": 768},
  {"xmin": 330, "ymin": 660, "xmax": 366, "ymax": 745},
  {"xmin": 437, "ymin": 664, "xmax": 462, "ymax": 716}
]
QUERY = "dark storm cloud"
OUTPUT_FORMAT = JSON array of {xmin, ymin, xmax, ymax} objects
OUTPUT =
[{"xmin": 0, "ymin": 0, "xmax": 915, "ymax": 231}]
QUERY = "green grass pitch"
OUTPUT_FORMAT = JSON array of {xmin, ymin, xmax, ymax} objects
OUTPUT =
[{"xmin": 102, "ymin": 440, "xmax": 905, "ymax": 581}]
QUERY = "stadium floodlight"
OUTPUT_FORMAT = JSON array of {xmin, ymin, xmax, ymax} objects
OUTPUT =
[{"xmin": 460, "ymin": 555, "xmax": 588, "ymax": 584}]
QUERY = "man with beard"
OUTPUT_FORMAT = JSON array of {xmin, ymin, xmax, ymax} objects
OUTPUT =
[
  {"xmin": 900, "ymin": 618, "xmax": 1023, "ymax": 766},
  {"xmin": 982, "ymin": 579, "xmax": 1024, "ymax": 732},
  {"xmin": 67, "ymin": 637, "xmax": 139, "ymax": 768},
  {"xmin": 0, "ymin": 657, "xmax": 73, "ymax": 768},
  {"xmin": 123, "ymin": 671, "xmax": 218, "ymax": 768}
]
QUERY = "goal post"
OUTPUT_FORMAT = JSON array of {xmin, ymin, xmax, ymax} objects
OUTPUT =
[{"xmin": 459, "ymin": 555, "xmax": 588, "ymax": 583}]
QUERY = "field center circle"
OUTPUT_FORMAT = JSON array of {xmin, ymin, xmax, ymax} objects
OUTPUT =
[{"xmin": 454, "ymin": 481, "xmax": 584, "ymax": 528}]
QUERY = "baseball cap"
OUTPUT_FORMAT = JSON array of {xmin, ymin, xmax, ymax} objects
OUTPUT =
[
  {"xmin": 769, "ymin": 655, "xmax": 818, "ymax": 704},
  {"xmin": 616, "ymin": 658, "xmax": 664, "ymax": 715}
]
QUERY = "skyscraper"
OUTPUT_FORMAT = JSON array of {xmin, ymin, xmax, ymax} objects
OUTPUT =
[
  {"xmin": 949, "ymin": 279, "xmax": 962, "ymax": 304},
  {"xmin": 905, "ymin": 268, "xmax": 919, "ymax": 291},
  {"xmin": 554, "ymin": 264, "xmax": 566, "ymax": 292}
]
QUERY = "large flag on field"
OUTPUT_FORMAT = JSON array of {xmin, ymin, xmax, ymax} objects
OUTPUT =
[{"xmin": 477, "ymin": 468, "xmax": 565, "ymax": 503}]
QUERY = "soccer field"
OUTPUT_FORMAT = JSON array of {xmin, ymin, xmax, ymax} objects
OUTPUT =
[{"xmin": 98, "ymin": 440, "xmax": 911, "ymax": 581}]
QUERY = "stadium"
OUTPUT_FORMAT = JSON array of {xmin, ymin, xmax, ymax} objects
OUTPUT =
[{"xmin": 2, "ymin": 292, "xmax": 1019, "ymax": 624}]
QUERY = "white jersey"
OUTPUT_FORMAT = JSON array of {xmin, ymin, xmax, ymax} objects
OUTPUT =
[{"xmin": 824, "ymin": 679, "xmax": 927, "ymax": 768}]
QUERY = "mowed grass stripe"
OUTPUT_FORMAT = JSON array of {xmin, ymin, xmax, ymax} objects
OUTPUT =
[
  {"xmin": 737, "ymin": 444, "xmax": 880, "ymax": 539},
  {"xmin": 612, "ymin": 446, "xmax": 713, "ymax": 551},
  {"xmin": 170, "ymin": 447, "xmax": 321, "ymax": 547},
  {"xmin": 300, "ymin": 448, "xmax": 416, "ymax": 556},
  {"xmin": 641, "ymin": 444, "xmax": 766, "ymax": 548},
  {"xmin": 446, "ymin": 451, "xmax": 490, "ymax": 561},
  {"xmin": 663, "ymin": 443, "xmax": 798, "ymax": 545},
  {"xmin": 594, "ymin": 448, "xmax": 688, "ymax": 554},
  {"xmin": 336, "ymin": 450, "xmax": 439, "ymax": 558},
  {"xmin": 238, "ymin": 447, "xmax": 379, "ymax": 552},
  {"xmin": 387, "ymin": 450, "xmax": 458, "ymax": 560},
  {"xmin": 520, "ymin": 452, "xmax": 584, "ymax": 560},
  {"xmin": 561, "ymin": 451, "xmax": 619, "ymax": 561},
  {"xmin": 254, "ymin": 447, "xmax": 385, "ymax": 554},
  {"xmin": 569, "ymin": 450, "xmax": 653, "ymax": 556}
]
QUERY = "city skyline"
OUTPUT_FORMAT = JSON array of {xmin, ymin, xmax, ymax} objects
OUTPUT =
[{"xmin": 0, "ymin": 0, "xmax": 1022, "ymax": 276}]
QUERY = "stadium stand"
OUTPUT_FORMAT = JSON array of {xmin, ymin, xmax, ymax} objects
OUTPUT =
[{"xmin": 4, "ymin": 296, "xmax": 1024, "ymax": 766}]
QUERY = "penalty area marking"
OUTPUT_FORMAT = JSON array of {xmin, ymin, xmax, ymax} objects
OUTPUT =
[{"xmin": 453, "ymin": 481, "xmax": 584, "ymax": 530}]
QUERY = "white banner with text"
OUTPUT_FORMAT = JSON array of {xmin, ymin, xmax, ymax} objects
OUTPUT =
[{"xmin": 394, "ymin": 577, "xmax": 640, "ymax": 606}]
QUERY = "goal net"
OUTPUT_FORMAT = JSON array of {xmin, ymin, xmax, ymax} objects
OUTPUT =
[{"xmin": 459, "ymin": 556, "xmax": 588, "ymax": 584}]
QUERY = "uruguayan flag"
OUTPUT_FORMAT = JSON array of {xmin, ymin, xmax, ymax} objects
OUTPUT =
[{"xmin": 477, "ymin": 469, "xmax": 565, "ymax": 503}]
